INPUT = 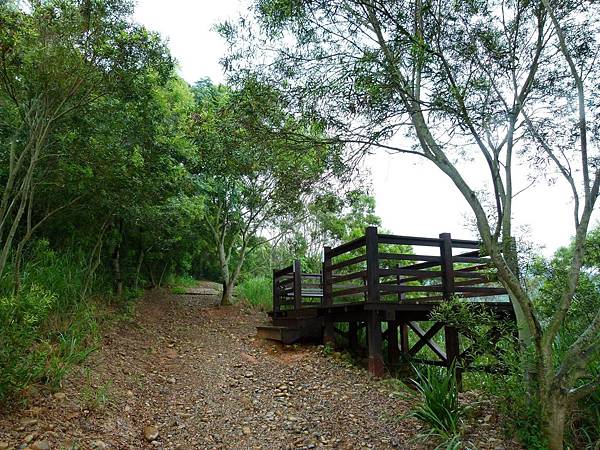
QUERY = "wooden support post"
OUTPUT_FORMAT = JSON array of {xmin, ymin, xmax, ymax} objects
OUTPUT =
[
  {"xmin": 445, "ymin": 325, "xmax": 462, "ymax": 389},
  {"xmin": 348, "ymin": 321, "xmax": 359, "ymax": 353},
  {"xmin": 322, "ymin": 246, "xmax": 334, "ymax": 345},
  {"xmin": 396, "ymin": 264, "xmax": 405, "ymax": 302},
  {"xmin": 272, "ymin": 269, "xmax": 280, "ymax": 313},
  {"xmin": 439, "ymin": 233, "xmax": 454, "ymax": 301},
  {"xmin": 322, "ymin": 246, "xmax": 332, "ymax": 307},
  {"xmin": 293, "ymin": 259, "xmax": 302, "ymax": 311},
  {"xmin": 323, "ymin": 320, "xmax": 335, "ymax": 346},
  {"xmin": 367, "ymin": 311, "xmax": 384, "ymax": 377},
  {"xmin": 400, "ymin": 322, "xmax": 409, "ymax": 355},
  {"xmin": 365, "ymin": 227, "xmax": 380, "ymax": 304},
  {"xmin": 387, "ymin": 320, "xmax": 400, "ymax": 367},
  {"xmin": 440, "ymin": 233, "xmax": 462, "ymax": 387}
]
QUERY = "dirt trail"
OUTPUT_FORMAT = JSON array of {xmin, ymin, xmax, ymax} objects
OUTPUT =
[{"xmin": 0, "ymin": 284, "xmax": 517, "ymax": 449}]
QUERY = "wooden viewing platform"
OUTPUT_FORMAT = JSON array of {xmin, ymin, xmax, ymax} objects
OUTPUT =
[{"xmin": 257, "ymin": 227, "xmax": 515, "ymax": 379}]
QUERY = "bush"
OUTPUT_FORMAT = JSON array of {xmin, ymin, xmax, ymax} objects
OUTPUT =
[{"xmin": 236, "ymin": 276, "xmax": 272, "ymax": 310}]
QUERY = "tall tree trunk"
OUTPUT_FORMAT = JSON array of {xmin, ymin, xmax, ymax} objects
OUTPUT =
[{"xmin": 542, "ymin": 391, "xmax": 568, "ymax": 450}]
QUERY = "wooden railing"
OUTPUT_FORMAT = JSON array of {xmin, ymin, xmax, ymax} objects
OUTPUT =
[
  {"xmin": 272, "ymin": 260, "xmax": 323, "ymax": 312},
  {"xmin": 273, "ymin": 226, "xmax": 508, "ymax": 313}
]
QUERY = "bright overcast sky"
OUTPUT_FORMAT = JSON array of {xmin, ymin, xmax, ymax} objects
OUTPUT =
[{"xmin": 134, "ymin": 0, "xmax": 591, "ymax": 255}]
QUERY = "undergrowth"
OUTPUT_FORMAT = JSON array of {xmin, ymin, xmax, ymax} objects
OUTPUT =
[
  {"xmin": 236, "ymin": 276, "xmax": 271, "ymax": 310},
  {"xmin": 0, "ymin": 240, "xmax": 117, "ymax": 405}
]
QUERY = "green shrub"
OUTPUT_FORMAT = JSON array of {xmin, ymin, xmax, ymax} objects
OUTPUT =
[
  {"xmin": 407, "ymin": 364, "xmax": 465, "ymax": 444},
  {"xmin": 236, "ymin": 276, "xmax": 272, "ymax": 310}
]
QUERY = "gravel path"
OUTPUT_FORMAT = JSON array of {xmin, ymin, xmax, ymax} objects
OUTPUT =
[{"xmin": 0, "ymin": 284, "xmax": 519, "ymax": 449}]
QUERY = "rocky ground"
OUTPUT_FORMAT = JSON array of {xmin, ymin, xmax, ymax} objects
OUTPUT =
[{"xmin": 0, "ymin": 283, "xmax": 520, "ymax": 449}]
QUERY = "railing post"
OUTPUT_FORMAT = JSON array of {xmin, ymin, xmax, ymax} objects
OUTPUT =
[
  {"xmin": 396, "ymin": 263, "xmax": 405, "ymax": 302},
  {"xmin": 365, "ymin": 226, "xmax": 383, "ymax": 377},
  {"xmin": 322, "ymin": 246, "xmax": 332, "ymax": 307},
  {"xmin": 439, "ymin": 232, "xmax": 454, "ymax": 301},
  {"xmin": 272, "ymin": 269, "xmax": 280, "ymax": 313},
  {"xmin": 440, "ymin": 232, "xmax": 461, "ymax": 386},
  {"xmin": 365, "ymin": 226, "xmax": 380, "ymax": 304},
  {"xmin": 293, "ymin": 259, "xmax": 302, "ymax": 311},
  {"xmin": 322, "ymin": 246, "xmax": 335, "ymax": 345}
]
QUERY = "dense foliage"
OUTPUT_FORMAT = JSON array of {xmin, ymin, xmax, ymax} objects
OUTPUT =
[{"xmin": 0, "ymin": 0, "xmax": 351, "ymax": 403}]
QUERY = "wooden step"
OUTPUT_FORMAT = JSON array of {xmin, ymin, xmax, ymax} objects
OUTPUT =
[
  {"xmin": 256, "ymin": 326, "xmax": 302, "ymax": 344},
  {"xmin": 257, "ymin": 322, "xmax": 323, "ymax": 344}
]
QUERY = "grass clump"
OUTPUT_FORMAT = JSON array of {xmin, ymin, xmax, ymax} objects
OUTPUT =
[
  {"xmin": 235, "ymin": 276, "xmax": 271, "ymax": 310},
  {"xmin": 407, "ymin": 364, "xmax": 466, "ymax": 448}
]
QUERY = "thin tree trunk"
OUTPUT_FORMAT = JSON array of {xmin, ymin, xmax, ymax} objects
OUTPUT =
[
  {"xmin": 112, "ymin": 243, "xmax": 122, "ymax": 297},
  {"xmin": 111, "ymin": 220, "xmax": 124, "ymax": 297},
  {"xmin": 158, "ymin": 261, "xmax": 168, "ymax": 287},
  {"xmin": 82, "ymin": 221, "xmax": 108, "ymax": 299},
  {"xmin": 134, "ymin": 247, "xmax": 145, "ymax": 291}
]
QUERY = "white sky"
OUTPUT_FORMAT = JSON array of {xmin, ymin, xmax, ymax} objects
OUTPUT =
[{"xmin": 134, "ymin": 0, "xmax": 592, "ymax": 255}]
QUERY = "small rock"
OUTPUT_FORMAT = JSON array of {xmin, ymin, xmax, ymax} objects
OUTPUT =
[
  {"xmin": 242, "ymin": 426, "xmax": 252, "ymax": 435},
  {"xmin": 22, "ymin": 419, "xmax": 38, "ymax": 428},
  {"xmin": 167, "ymin": 378, "xmax": 176, "ymax": 384},
  {"xmin": 31, "ymin": 441, "xmax": 50, "ymax": 450},
  {"xmin": 143, "ymin": 425, "xmax": 159, "ymax": 441},
  {"xmin": 23, "ymin": 434, "xmax": 35, "ymax": 444},
  {"xmin": 90, "ymin": 440, "xmax": 108, "ymax": 450},
  {"xmin": 53, "ymin": 392, "xmax": 66, "ymax": 401},
  {"xmin": 0, "ymin": 442, "xmax": 9, "ymax": 450}
]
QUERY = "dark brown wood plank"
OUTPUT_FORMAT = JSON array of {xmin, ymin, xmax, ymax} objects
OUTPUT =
[
  {"xmin": 408, "ymin": 322, "xmax": 446, "ymax": 360},
  {"xmin": 327, "ymin": 236, "xmax": 366, "ymax": 258},
  {"xmin": 332, "ymin": 285, "xmax": 368, "ymax": 298},
  {"xmin": 328, "ymin": 254, "xmax": 367, "ymax": 272},
  {"xmin": 378, "ymin": 234, "xmax": 442, "ymax": 247},
  {"xmin": 452, "ymin": 256, "xmax": 491, "ymax": 263},
  {"xmin": 379, "ymin": 253, "xmax": 442, "ymax": 263},
  {"xmin": 450, "ymin": 239, "xmax": 481, "ymax": 249},
  {"xmin": 274, "ymin": 264, "xmax": 294, "ymax": 277},
  {"xmin": 380, "ymin": 284, "xmax": 445, "ymax": 293},
  {"xmin": 332, "ymin": 270, "xmax": 367, "ymax": 284}
]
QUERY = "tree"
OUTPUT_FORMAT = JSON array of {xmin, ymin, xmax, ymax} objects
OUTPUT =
[
  {"xmin": 192, "ymin": 79, "xmax": 339, "ymax": 305},
  {"xmin": 220, "ymin": 0, "xmax": 600, "ymax": 447},
  {"xmin": 40, "ymin": 74, "xmax": 197, "ymax": 295},
  {"xmin": 0, "ymin": 0, "xmax": 173, "ymax": 280},
  {"xmin": 271, "ymin": 188, "xmax": 382, "ymax": 270}
]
